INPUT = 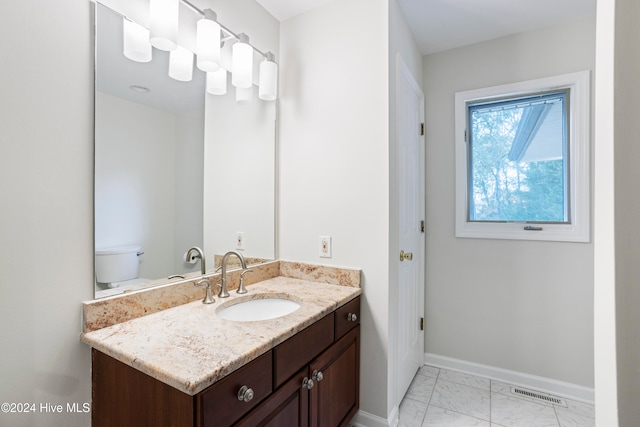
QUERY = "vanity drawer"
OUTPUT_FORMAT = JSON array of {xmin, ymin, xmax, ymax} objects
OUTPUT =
[
  {"xmin": 335, "ymin": 296, "xmax": 360, "ymax": 340},
  {"xmin": 198, "ymin": 351, "xmax": 272, "ymax": 427},
  {"xmin": 273, "ymin": 314, "xmax": 334, "ymax": 388}
]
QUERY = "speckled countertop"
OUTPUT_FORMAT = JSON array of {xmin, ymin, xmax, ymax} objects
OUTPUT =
[{"xmin": 81, "ymin": 275, "xmax": 361, "ymax": 396}]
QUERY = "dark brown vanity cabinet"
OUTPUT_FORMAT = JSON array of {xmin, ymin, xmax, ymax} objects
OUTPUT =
[
  {"xmin": 92, "ymin": 296, "xmax": 360, "ymax": 427},
  {"xmin": 237, "ymin": 323, "xmax": 360, "ymax": 427}
]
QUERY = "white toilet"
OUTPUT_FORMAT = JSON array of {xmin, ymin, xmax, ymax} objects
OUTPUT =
[{"xmin": 95, "ymin": 245, "xmax": 147, "ymax": 289}]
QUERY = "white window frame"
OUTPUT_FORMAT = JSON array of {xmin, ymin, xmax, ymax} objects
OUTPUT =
[{"xmin": 454, "ymin": 71, "xmax": 591, "ymax": 242}]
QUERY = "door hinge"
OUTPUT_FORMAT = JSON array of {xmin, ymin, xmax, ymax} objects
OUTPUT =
[
  {"xmin": 420, "ymin": 220, "xmax": 425, "ymax": 233},
  {"xmin": 420, "ymin": 123, "xmax": 425, "ymax": 136},
  {"xmin": 420, "ymin": 317, "xmax": 424, "ymax": 331}
]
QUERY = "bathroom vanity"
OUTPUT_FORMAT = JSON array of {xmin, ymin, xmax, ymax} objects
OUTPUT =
[{"xmin": 82, "ymin": 262, "xmax": 361, "ymax": 427}]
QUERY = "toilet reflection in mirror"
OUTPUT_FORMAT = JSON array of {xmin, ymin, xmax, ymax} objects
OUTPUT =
[
  {"xmin": 94, "ymin": 2, "xmax": 277, "ymax": 298},
  {"xmin": 95, "ymin": 245, "xmax": 150, "ymax": 298}
]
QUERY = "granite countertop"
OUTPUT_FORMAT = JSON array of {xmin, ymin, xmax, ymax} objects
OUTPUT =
[{"xmin": 81, "ymin": 276, "xmax": 361, "ymax": 396}]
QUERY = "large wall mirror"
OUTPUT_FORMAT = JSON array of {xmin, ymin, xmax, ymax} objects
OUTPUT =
[{"xmin": 94, "ymin": 0, "xmax": 277, "ymax": 298}]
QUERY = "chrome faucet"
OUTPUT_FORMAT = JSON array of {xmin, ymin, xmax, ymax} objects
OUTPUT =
[
  {"xmin": 186, "ymin": 247, "xmax": 206, "ymax": 275},
  {"xmin": 219, "ymin": 250, "xmax": 247, "ymax": 298}
]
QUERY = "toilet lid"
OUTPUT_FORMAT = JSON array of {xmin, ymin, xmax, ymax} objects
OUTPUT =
[{"xmin": 96, "ymin": 245, "xmax": 141, "ymax": 256}]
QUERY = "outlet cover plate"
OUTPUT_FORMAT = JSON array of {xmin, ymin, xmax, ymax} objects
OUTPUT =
[{"xmin": 319, "ymin": 236, "xmax": 332, "ymax": 258}]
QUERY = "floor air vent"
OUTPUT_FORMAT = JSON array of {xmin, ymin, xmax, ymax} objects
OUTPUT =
[{"xmin": 511, "ymin": 387, "xmax": 567, "ymax": 407}]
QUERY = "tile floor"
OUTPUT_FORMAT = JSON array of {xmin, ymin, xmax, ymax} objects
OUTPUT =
[{"xmin": 399, "ymin": 365, "xmax": 595, "ymax": 427}]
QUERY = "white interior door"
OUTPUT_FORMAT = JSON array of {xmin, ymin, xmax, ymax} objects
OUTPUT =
[{"xmin": 396, "ymin": 55, "xmax": 425, "ymax": 400}]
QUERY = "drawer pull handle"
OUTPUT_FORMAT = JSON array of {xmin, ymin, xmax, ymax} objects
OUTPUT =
[
  {"xmin": 302, "ymin": 377, "xmax": 314, "ymax": 390},
  {"xmin": 347, "ymin": 313, "xmax": 358, "ymax": 322},
  {"xmin": 237, "ymin": 385, "xmax": 254, "ymax": 402},
  {"xmin": 312, "ymin": 370, "xmax": 324, "ymax": 382}
]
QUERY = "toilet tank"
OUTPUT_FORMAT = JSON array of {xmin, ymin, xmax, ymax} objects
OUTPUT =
[{"xmin": 95, "ymin": 245, "xmax": 142, "ymax": 283}]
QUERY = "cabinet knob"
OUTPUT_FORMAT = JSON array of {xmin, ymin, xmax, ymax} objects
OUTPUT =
[
  {"xmin": 312, "ymin": 370, "xmax": 324, "ymax": 382},
  {"xmin": 347, "ymin": 313, "xmax": 358, "ymax": 322},
  {"xmin": 302, "ymin": 377, "xmax": 314, "ymax": 390},
  {"xmin": 237, "ymin": 385, "xmax": 254, "ymax": 402}
]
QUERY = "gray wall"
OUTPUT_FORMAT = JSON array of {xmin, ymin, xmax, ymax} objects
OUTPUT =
[
  {"xmin": 0, "ymin": 1, "xmax": 93, "ymax": 426},
  {"xmin": 423, "ymin": 16, "xmax": 596, "ymax": 387},
  {"xmin": 614, "ymin": 0, "xmax": 640, "ymax": 423}
]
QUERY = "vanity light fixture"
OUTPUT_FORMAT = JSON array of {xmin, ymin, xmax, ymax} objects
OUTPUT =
[
  {"xmin": 235, "ymin": 85, "xmax": 253, "ymax": 104},
  {"xmin": 119, "ymin": 0, "xmax": 278, "ymax": 100},
  {"xmin": 149, "ymin": 0, "xmax": 180, "ymax": 51},
  {"xmin": 168, "ymin": 45, "xmax": 194, "ymax": 81},
  {"xmin": 123, "ymin": 18, "xmax": 152, "ymax": 62},
  {"xmin": 232, "ymin": 33, "xmax": 253, "ymax": 89},
  {"xmin": 196, "ymin": 9, "xmax": 221, "ymax": 72},
  {"xmin": 258, "ymin": 52, "xmax": 277, "ymax": 101},
  {"xmin": 206, "ymin": 68, "xmax": 227, "ymax": 95}
]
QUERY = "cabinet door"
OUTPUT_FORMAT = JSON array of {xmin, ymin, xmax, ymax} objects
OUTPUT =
[
  {"xmin": 235, "ymin": 367, "xmax": 309, "ymax": 427},
  {"xmin": 309, "ymin": 325, "xmax": 360, "ymax": 427},
  {"xmin": 91, "ymin": 349, "xmax": 194, "ymax": 427}
]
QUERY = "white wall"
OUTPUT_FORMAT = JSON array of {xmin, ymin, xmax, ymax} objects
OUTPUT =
[
  {"xmin": 200, "ymin": 0, "xmax": 279, "ymax": 264},
  {"xmin": 278, "ymin": 0, "xmax": 390, "ymax": 420},
  {"xmin": 95, "ymin": 92, "xmax": 204, "ymax": 280},
  {"xmin": 0, "ymin": 0, "xmax": 93, "ymax": 426},
  {"xmin": 173, "ymin": 110, "xmax": 204, "ymax": 273},
  {"xmin": 423, "ymin": 16, "xmax": 596, "ymax": 387},
  {"xmin": 95, "ymin": 92, "xmax": 180, "ymax": 280},
  {"xmin": 203, "ymin": 91, "xmax": 276, "ymax": 261}
]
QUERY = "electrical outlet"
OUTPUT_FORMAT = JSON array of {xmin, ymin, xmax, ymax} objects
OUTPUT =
[
  {"xmin": 236, "ymin": 232, "xmax": 244, "ymax": 250},
  {"xmin": 319, "ymin": 236, "xmax": 332, "ymax": 258}
]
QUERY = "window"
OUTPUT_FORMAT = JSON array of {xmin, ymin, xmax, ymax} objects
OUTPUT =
[{"xmin": 455, "ymin": 71, "xmax": 590, "ymax": 242}]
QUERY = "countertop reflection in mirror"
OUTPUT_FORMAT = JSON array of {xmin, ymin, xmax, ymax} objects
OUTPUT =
[{"xmin": 94, "ymin": 1, "xmax": 276, "ymax": 298}]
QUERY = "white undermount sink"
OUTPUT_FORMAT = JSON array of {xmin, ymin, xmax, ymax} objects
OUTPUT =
[{"xmin": 216, "ymin": 297, "xmax": 301, "ymax": 321}]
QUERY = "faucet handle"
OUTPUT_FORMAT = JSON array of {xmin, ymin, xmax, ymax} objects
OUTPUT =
[
  {"xmin": 195, "ymin": 278, "xmax": 215, "ymax": 304},
  {"xmin": 237, "ymin": 269, "xmax": 253, "ymax": 294}
]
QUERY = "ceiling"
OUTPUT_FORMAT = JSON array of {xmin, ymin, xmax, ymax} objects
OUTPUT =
[
  {"xmin": 256, "ymin": 0, "xmax": 597, "ymax": 55},
  {"xmin": 255, "ymin": 0, "xmax": 338, "ymax": 22}
]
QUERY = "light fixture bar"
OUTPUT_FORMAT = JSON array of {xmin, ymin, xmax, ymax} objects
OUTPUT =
[{"xmin": 179, "ymin": 0, "xmax": 273, "ymax": 61}]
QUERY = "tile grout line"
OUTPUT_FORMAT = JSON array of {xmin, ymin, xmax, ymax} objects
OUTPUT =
[
  {"xmin": 489, "ymin": 380, "xmax": 492, "ymax": 425},
  {"xmin": 420, "ymin": 368, "xmax": 440, "ymax": 425},
  {"xmin": 553, "ymin": 405, "xmax": 562, "ymax": 427},
  {"xmin": 427, "ymin": 404, "xmax": 494, "ymax": 426}
]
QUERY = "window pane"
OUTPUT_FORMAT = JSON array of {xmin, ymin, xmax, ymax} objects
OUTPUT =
[{"xmin": 468, "ymin": 91, "xmax": 568, "ymax": 223}]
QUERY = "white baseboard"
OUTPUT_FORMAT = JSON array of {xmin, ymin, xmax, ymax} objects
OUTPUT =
[
  {"xmin": 350, "ymin": 408, "xmax": 398, "ymax": 427},
  {"xmin": 424, "ymin": 353, "xmax": 595, "ymax": 404}
]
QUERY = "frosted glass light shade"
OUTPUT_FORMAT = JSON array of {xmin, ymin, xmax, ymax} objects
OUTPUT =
[
  {"xmin": 258, "ymin": 55, "xmax": 277, "ymax": 101},
  {"xmin": 149, "ymin": 0, "xmax": 179, "ymax": 51},
  {"xmin": 206, "ymin": 69, "xmax": 227, "ymax": 95},
  {"xmin": 232, "ymin": 34, "xmax": 253, "ymax": 88},
  {"xmin": 197, "ymin": 12, "xmax": 221, "ymax": 72},
  {"xmin": 236, "ymin": 85, "xmax": 253, "ymax": 104},
  {"xmin": 168, "ymin": 46, "xmax": 194, "ymax": 81},
  {"xmin": 123, "ymin": 18, "xmax": 152, "ymax": 62}
]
